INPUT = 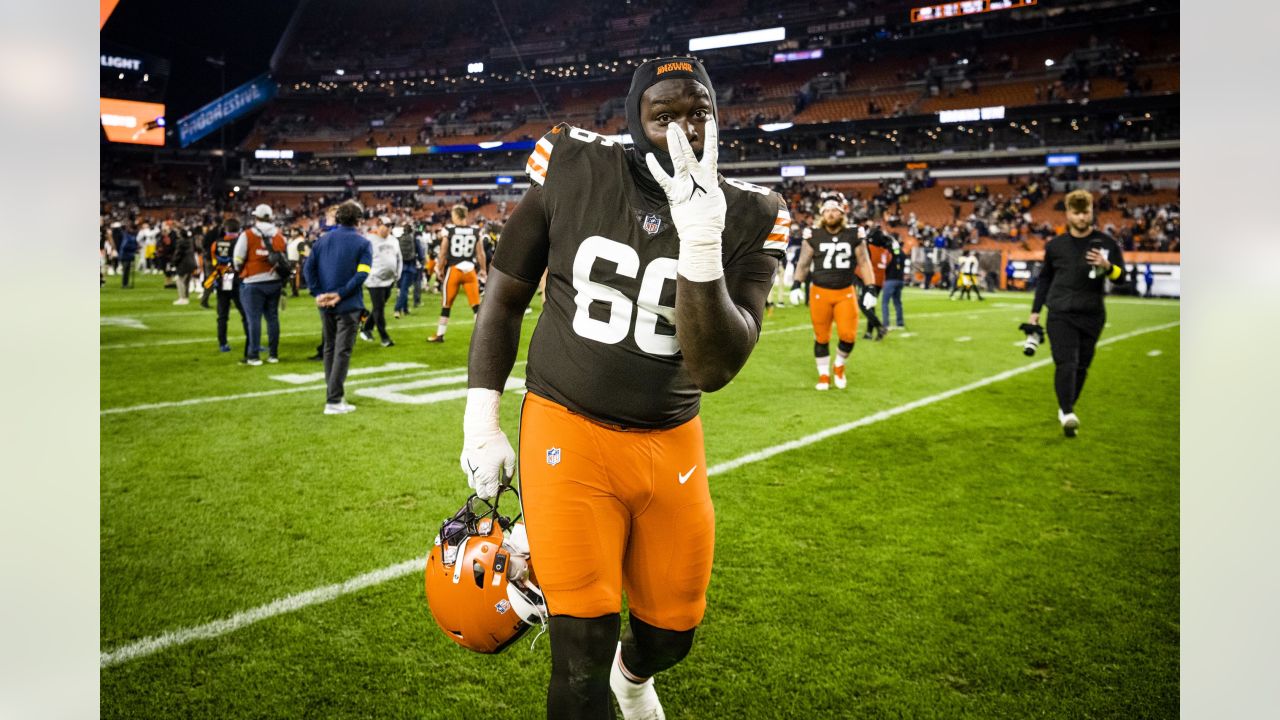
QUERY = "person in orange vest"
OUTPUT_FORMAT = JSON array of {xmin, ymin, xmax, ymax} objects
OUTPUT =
[{"xmin": 232, "ymin": 204, "xmax": 288, "ymax": 365}]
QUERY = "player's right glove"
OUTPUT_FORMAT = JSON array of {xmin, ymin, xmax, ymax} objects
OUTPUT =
[
  {"xmin": 460, "ymin": 388, "xmax": 515, "ymax": 500},
  {"xmin": 790, "ymin": 285, "xmax": 804, "ymax": 306},
  {"xmin": 645, "ymin": 119, "xmax": 726, "ymax": 283}
]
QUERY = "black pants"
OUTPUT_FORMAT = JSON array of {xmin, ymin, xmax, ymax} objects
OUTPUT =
[
  {"xmin": 854, "ymin": 279, "xmax": 883, "ymax": 333},
  {"xmin": 322, "ymin": 310, "xmax": 361, "ymax": 404},
  {"xmin": 363, "ymin": 286, "xmax": 392, "ymax": 341},
  {"xmin": 216, "ymin": 282, "xmax": 249, "ymax": 355},
  {"xmin": 121, "ymin": 259, "xmax": 133, "ymax": 288},
  {"xmin": 1047, "ymin": 313, "xmax": 1102, "ymax": 414}
]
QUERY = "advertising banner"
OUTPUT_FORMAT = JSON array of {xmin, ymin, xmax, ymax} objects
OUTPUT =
[{"xmin": 177, "ymin": 73, "xmax": 276, "ymax": 148}]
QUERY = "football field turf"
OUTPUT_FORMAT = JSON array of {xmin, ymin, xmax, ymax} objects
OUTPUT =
[{"xmin": 100, "ymin": 278, "xmax": 1179, "ymax": 718}]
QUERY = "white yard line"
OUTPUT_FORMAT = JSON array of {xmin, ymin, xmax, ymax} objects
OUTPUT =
[
  {"xmin": 759, "ymin": 306, "xmax": 1013, "ymax": 337},
  {"xmin": 99, "ymin": 320, "xmax": 1179, "ymax": 668},
  {"xmin": 101, "ymin": 318, "xmax": 474, "ymax": 350},
  {"xmin": 270, "ymin": 362, "xmax": 428, "ymax": 385},
  {"xmin": 99, "ymin": 559, "xmax": 425, "ymax": 668},
  {"xmin": 100, "ymin": 361, "xmax": 529, "ymax": 416}
]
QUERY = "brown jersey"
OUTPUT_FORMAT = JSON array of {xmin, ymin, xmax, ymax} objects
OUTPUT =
[
  {"xmin": 497, "ymin": 123, "xmax": 788, "ymax": 429},
  {"xmin": 805, "ymin": 225, "xmax": 862, "ymax": 289},
  {"xmin": 441, "ymin": 224, "xmax": 481, "ymax": 269}
]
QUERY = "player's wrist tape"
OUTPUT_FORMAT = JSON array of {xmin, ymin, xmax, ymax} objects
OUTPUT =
[
  {"xmin": 677, "ymin": 234, "xmax": 723, "ymax": 283},
  {"xmin": 1107, "ymin": 263, "xmax": 1122, "ymax": 280},
  {"xmin": 463, "ymin": 388, "xmax": 503, "ymax": 435},
  {"xmin": 791, "ymin": 280, "xmax": 803, "ymax": 290}
]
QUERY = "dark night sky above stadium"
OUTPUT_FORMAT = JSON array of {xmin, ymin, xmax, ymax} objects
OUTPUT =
[{"xmin": 101, "ymin": 0, "xmax": 302, "ymax": 119}]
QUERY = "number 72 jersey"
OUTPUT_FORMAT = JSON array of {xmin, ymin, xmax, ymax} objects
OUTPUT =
[
  {"xmin": 518, "ymin": 123, "xmax": 788, "ymax": 429},
  {"xmin": 805, "ymin": 225, "xmax": 863, "ymax": 289}
]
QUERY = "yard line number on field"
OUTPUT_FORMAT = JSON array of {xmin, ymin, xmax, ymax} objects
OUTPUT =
[{"xmin": 99, "ymin": 320, "xmax": 1180, "ymax": 669}]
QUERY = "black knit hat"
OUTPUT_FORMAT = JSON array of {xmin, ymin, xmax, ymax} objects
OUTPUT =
[{"xmin": 625, "ymin": 56, "xmax": 717, "ymax": 177}]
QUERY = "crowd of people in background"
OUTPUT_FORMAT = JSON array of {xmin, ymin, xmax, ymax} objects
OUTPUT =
[{"xmin": 100, "ymin": 196, "xmax": 503, "ymax": 365}]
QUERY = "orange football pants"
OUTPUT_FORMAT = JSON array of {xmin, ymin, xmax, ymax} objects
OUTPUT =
[
  {"xmin": 442, "ymin": 266, "xmax": 480, "ymax": 308},
  {"xmin": 517, "ymin": 392, "xmax": 714, "ymax": 631},
  {"xmin": 809, "ymin": 283, "xmax": 859, "ymax": 344}
]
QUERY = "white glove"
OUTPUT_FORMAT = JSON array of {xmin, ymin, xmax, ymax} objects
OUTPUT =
[
  {"xmin": 790, "ymin": 287, "xmax": 804, "ymax": 306},
  {"xmin": 862, "ymin": 291, "xmax": 877, "ymax": 310},
  {"xmin": 645, "ymin": 119, "xmax": 726, "ymax": 283},
  {"xmin": 460, "ymin": 388, "xmax": 515, "ymax": 500}
]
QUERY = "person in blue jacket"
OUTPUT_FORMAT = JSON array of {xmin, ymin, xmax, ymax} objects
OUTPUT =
[{"xmin": 304, "ymin": 200, "xmax": 372, "ymax": 415}]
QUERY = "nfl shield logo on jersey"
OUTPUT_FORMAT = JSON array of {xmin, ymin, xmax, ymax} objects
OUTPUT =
[
  {"xmin": 642, "ymin": 214, "xmax": 662, "ymax": 235},
  {"xmin": 546, "ymin": 447, "xmax": 561, "ymax": 466}
]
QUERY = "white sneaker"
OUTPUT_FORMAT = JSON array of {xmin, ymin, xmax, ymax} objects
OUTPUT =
[
  {"xmin": 173, "ymin": 298, "xmax": 189, "ymax": 305},
  {"xmin": 324, "ymin": 403, "xmax": 355, "ymax": 415},
  {"xmin": 815, "ymin": 374, "xmax": 830, "ymax": 391},
  {"xmin": 266, "ymin": 356, "xmax": 279, "ymax": 364},
  {"xmin": 338, "ymin": 401, "xmax": 356, "ymax": 412},
  {"xmin": 610, "ymin": 643, "xmax": 665, "ymax": 720},
  {"xmin": 1058, "ymin": 410, "xmax": 1079, "ymax": 438},
  {"xmin": 832, "ymin": 366, "xmax": 847, "ymax": 389}
]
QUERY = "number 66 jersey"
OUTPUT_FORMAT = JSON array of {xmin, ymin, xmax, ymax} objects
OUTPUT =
[{"xmin": 492, "ymin": 123, "xmax": 789, "ymax": 429}]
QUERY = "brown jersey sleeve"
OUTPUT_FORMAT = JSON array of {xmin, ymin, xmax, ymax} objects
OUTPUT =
[{"xmin": 490, "ymin": 186, "xmax": 550, "ymax": 285}]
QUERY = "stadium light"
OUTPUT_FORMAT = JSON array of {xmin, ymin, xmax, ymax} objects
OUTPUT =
[
  {"xmin": 477, "ymin": 141, "xmax": 503, "ymax": 149},
  {"xmin": 232, "ymin": 185, "xmax": 240, "ymax": 192},
  {"xmin": 1044, "ymin": 58, "xmax": 1055, "ymax": 67},
  {"xmin": 254, "ymin": 149, "xmax": 295, "ymax": 159},
  {"xmin": 468, "ymin": 62, "xmax": 484, "ymax": 73},
  {"xmin": 375, "ymin": 146, "xmax": 412, "ymax": 156},
  {"xmin": 689, "ymin": 26, "xmax": 785, "ymax": 52},
  {"xmin": 759, "ymin": 122, "xmax": 793, "ymax": 132}
]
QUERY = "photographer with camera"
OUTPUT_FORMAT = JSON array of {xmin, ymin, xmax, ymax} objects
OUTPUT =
[{"xmin": 1028, "ymin": 189, "xmax": 1127, "ymax": 437}]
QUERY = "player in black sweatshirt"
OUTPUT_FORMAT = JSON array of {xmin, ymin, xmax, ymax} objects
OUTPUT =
[{"xmin": 1028, "ymin": 189, "xmax": 1126, "ymax": 437}]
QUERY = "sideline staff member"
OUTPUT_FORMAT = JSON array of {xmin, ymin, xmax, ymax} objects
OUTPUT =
[
  {"xmin": 1028, "ymin": 189, "xmax": 1126, "ymax": 437},
  {"xmin": 455, "ymin": 56, "xmax": 787, "ymax": 718}
]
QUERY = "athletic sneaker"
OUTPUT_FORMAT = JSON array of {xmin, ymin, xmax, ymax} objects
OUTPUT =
[
  {"xmin": 359, "ymin": 330, "xmax": 374, "ymax": 342},
  {"xmin": 173, "ymin": 298, "xmax": 189, "ymax": 305},
  {"xmin": 1058, "ymin": 409, "xmax": 1079, "ymax": 438},
  {"xmin": 266, "ymin": 356, "xmax": 279, "ymax": 364},
  {"xmin": 324, "ymin": 403, "xmax": 356, "ymax": 415},
  {"xmin": 382, "ymin": 339, "xmax": 395, "ymax": 347},
  {"xmin": 219, "ymin": 344, "xmax": 231, "ymax": 353},
  {"xmin": 875, "ymin": 327, "xmax": 887, "ymax": 341},
  {"xmin": 610, "ymin": 643, "xmax": 665, "ymax": 720},
  {"xmin": 815, "ymin": 374, "xmax": 830, "ymax": 391},
  {"xmin": 894, "ymin": 324, "xmax": 906, "ymax": 331},
  {"xmin": 241, "ymin": 358, "xmax": 263, "ymax": 367},
  {"xmin": 426, "ymin": 334, "xmax": 445, "ymax": 343},
  {"xmin": 832, "ymin": 366, "xmax": 847, "ymax": 389}
]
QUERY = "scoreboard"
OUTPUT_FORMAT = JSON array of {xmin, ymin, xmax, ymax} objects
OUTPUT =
[{"xmin": 911, "ymin": 0, "xmax": 1037, "ymax": 23}]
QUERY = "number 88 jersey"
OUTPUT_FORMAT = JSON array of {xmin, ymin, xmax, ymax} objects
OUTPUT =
[
  {"xmin": 504, "ymin": 123, "xmax": 788, "ymax": 429},
  {"xmin": 805, "ymin": 225, "xmax": 862, "ymax": 289}
]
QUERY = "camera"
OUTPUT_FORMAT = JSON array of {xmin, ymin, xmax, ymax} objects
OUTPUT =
[{"xmin": 1019, "ymin": 322, "xmax": 1045, "ymax": 356}]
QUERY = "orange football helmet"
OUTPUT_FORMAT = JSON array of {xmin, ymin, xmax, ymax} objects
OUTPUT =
[{"xmin": 425, "ymin": 492, "xmax": 547, "ymax": 654}]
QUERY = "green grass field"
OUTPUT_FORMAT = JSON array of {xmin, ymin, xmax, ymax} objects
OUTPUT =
[{"xmin": 100, "ymin": 275, "xmax": 1179, "ymax": 719}]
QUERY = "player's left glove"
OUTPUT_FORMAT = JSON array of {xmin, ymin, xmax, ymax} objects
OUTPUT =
[
  {"xmin": 790, "ymin": 287, "xmax": 804, "ymax": 306},
  {"xmin": 645, "ymin": 119, "xmax": 726, "ymax": 283},
  {"xmin": 863, "ymin": 284, "xmax": 880, "ymax": 310},
  {"xmin": 459, "ymin": 388, "xmax": 515, "ymax": 500}
]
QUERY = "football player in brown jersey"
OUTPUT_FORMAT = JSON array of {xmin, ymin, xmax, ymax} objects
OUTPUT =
[
  {"xmin": 791, "ymin": 195, "xmax": 879, "ymax": 390},
  {"xmin": 449, "ymin": 57, "xmax": 787, "ymax": 719},
  {"xmin": 427, "ymin": 205, "xmax": 487, "ymax": 342}
]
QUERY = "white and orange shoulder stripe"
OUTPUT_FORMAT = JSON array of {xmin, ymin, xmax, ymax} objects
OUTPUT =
[
  {"xmin": 764, "ymin": 205, "xmax": 791, "ymax": 252},
  {"xmin": 525, "ymin": 133, "xmax": 556, "ymax": 186}
]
